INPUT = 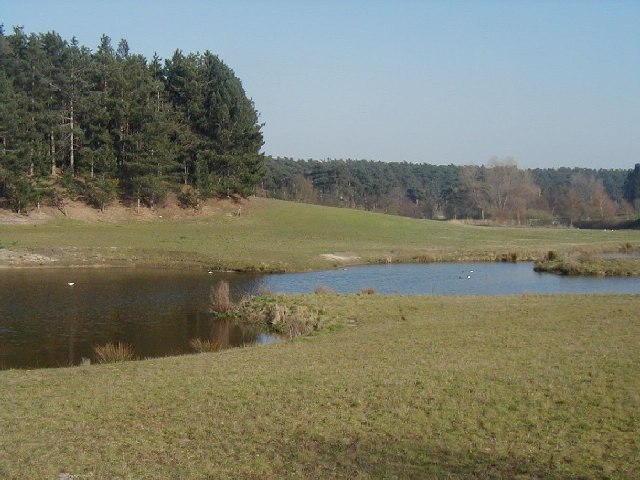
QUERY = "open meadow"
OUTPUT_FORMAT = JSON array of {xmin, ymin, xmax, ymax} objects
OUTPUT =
[
  {"xmin": 1, "ymin": 199, "xmax": 639, "ymax": 478},
  {"xmin": 0, "ymin": 294, "xmax": 638, "ymax": 479},
  {"xmin": 1, "ymin": 197, "xmax": 639, "ymax": 271}
]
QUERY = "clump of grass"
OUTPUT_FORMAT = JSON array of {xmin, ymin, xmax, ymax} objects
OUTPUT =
[
  {"xmin": 357, "ymin": 287, "xmax": 376, "ymax": 295},
  {"xmin": 233, "ymin": 296, "xmax": 333, "ymax": 339},
  {"xmin": 374, "ymin": 256, "xmax": 394, "ymax": 264},
  {"xmin": 414, "ymin": 253, "xmax": 436, "ymax": 263},
  {"xmin": 314, "ymin": 284, "xmax": 335, "ymax": 295},
  {"xmin": 535, "ymin": 250, "xmax": 640, "ymax": 276},
  {"xmin": 620, "ymin": 242, "xmax": 636, "ymax": 253},
  {"xmin": 189, "ymin": 338, "xmax": 221, "ymax": 353},
  {"xmin": 93, "ymin": 342, "xmax": 135, "ymax": 363},
  {"xmin": 497, "ymin": 252, "xmax": 518, "ymax": 262},
  {"xmin": 210, "ymin": 280, "xmax": 231, "ymax": 312}
]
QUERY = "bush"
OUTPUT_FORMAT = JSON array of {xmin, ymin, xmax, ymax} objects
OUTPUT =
[{"xmin": 178, "ymin": 186, "xmax": 200, "ymax": 209}]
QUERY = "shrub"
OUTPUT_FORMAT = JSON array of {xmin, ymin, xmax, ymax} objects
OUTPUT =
[{"xmin": 178, "ymin": 186, "xmax": 200, "ymax": 209}]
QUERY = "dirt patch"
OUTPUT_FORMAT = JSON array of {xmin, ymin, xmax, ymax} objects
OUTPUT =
[
  {"xmin": 0, "ymin": 196, "xmax": 251, "ymax": 225},
  {"xmin": 320, "ymin": 253, "xmax": 361, "ymax": 262},
  {"xmin": 0, "ymin": 248, "xmax": 58, "ymax": 266}
]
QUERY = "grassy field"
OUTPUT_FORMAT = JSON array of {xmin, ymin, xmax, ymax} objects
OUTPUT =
[
  {"xmin": 0, "ymin": 294, "xmax": 638, "ymax": 479},
  {"xmin": 2, "ymin": 200, "xmax": 639, "ymax": 477},
  {"xmin": 1, "ymin": 197, "xmax": 639, "ymax": 271}
]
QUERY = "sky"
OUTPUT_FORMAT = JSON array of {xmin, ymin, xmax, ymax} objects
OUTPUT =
[{"xmin": 2, "ymin": 0, "xmax": 639, "ymax": 169}]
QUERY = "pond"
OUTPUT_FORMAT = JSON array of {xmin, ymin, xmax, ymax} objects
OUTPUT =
[
  {"xmin": 263, "ymin": 262, "xmax": 640, "ymax": 295},
  {"xmin": 1, "ymin": 263, "xmax": 639, "ymax": 369}
]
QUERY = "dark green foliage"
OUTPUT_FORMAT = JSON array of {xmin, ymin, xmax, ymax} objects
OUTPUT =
[
  {"xmin": 86, "ymin": 176, "xmax": 117, "ymax": 212},
  {"xmin": 261, "ymin": 157, "xmax": 634, "ymax": 223},
  {"xmin": 0, "ymin": 26, "xmax": 263, "ymax": 212},
  {"xmin": 131, "ymin": 176, "xmax": 169, "ymax": 209},
  {"xmin": 3, "ymin": 175, "xmax": 38, "ymax": 213},
  {"xmin": 624, "ymin": 164, "xmax": 640, "ymax": 206}
]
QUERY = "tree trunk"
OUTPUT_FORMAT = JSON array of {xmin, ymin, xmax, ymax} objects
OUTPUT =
[
  {"xmin": 50, "ymin": 131, "xmax": 56, "ymax": 176},
  {"xmin": 69, "ymin": 99, "xmax": 75, "ymax": 174}
]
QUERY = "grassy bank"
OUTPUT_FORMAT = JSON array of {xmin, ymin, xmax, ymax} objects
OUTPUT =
[
  {"xmin": 1, "ymin": 294, "xmax": 638, "ymax": 479},
  {"xmin": 534, "ymin": 250, "xmax": 640, "ymax": 276},
  {"xmin": 2, "ymin": 198, "xmax": 639, "ymax": 271}
]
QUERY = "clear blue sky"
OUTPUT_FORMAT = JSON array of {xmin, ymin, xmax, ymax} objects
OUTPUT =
[{"xmin": 2, "ymin": 0, "xmax": 639, "ymax": 169}]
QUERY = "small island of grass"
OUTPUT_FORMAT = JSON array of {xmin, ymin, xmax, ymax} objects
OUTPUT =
[{"xmin": 534, "ymin": 248, "xmax": 640, "ymax": 276}]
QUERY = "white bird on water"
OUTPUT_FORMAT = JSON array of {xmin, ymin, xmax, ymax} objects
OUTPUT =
[{"xmin": 67, "ymin": 282, "xmax": 75, "ymax": 286}]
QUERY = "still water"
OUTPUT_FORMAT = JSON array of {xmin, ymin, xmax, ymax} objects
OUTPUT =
[
  {"xmin": 263, "ymin": 262, "xmax": 640, "ymax": 295},
  {"xmin": 0, "ymin": 269, "xmax": 273, "ymax": 369},
  {"xmin": 1, "ymin": 263, "xmax": 639, "ymax": 369}
]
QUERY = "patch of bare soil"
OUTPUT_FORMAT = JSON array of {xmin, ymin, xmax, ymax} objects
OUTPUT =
[
  {"xmin": 0, "ymin": 248, "xmax": 58, "ymax": 266},
  {"xmin": 321, "ymin": 253, "xmax": 361, "ymax": 262},
  {"xmin": 0, "ymin": 196, "xmax": 252, "ymax": 225}
]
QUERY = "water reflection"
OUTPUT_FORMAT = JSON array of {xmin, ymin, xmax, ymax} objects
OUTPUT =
[
  {"xmin": 0, "ymin": 269, "xmax": 273, "ymax": 369},
  {"xmin": 1, "ymin": 263, "xmax": 639, "ymax": 369}
]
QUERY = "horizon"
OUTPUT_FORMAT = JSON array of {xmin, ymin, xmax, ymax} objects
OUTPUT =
[{"xmin": 2, "ymin": 0, "xmax": 639, "ymax": 170}]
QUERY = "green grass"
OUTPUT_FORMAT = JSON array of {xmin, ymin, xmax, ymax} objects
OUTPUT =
[
  {"xmin": 0, "ymin": 294, "xmax": 638, "ymax": 479},
  {"xmin": 535, "ymin": 251, "xmax": 640, "ymax": 276},
  {"xmin": 2, "ymin": 198, "xmax": 640, "ymax": 271}
]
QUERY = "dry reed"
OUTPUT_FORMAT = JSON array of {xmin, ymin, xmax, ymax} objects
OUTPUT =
[{"xmin": 93, "ymin": 342, "xmax": 135, "ymax": 363}]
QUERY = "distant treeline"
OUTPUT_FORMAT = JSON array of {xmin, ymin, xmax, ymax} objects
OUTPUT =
[
  {"xmin": 260, "ymin": 157, "xmax": 640, "ymax": 225},
  {"xmin": 0, "ymin": 26, "xmax": 263, "ymax": 212}
]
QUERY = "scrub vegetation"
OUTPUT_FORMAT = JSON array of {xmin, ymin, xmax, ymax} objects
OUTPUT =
[
  {"xmin": 535, "ymin": 248, "xmax": 640, "ymax": 276},
  {"xmin": 1, "ymin": 294, "xmax": 638, "ymax": 479}
]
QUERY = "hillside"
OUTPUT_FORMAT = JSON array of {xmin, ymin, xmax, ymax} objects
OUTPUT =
[{"xmin": 1, "ymin": 197, "xmax": 638, "ymax": 271}]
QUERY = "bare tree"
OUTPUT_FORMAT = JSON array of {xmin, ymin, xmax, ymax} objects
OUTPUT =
[
  {"xmin": 484, "ymin": 157, "xmax": 538, "ymax": 224},
  {"xmin": 565, "ymin": 172, "xmax": 615, "ymax": 221}
]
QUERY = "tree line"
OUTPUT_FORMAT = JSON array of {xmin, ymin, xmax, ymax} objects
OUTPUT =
[
  {"xmin": 2, "ymin": 26, "xmax": 639, "ymax": 227},
  {"xmin": 260, "ymin": 156, "xmax": 640, "ymax": 226},
  {"xmin": 0, "ymin": 26, "xmax": 263, "ymax": 213}
]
